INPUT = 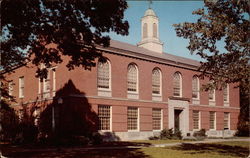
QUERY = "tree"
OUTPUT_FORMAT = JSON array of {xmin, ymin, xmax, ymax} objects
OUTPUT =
[
  {"xmin": 1, "ymin": 0, "xmax": 129, "ymax": 79},
  {"xmin": 174, "ymin": 0, "xmax": 249, "ymax": 136},
  {"xmin": 174, "ymin": 0, "xmax": 249, "ymax": 90}
]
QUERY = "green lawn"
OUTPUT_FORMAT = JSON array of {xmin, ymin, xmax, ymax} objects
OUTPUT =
[
  {"xmin": 132, "ymin": 139, "xmax": 188, "ymax": 144},
  {"xmin": 1, "ymin": 141, "xmax": 249, "ymax": 158},
  {"xmin": 140, "ymin": 141, "xmax": 249, "ymax": 158}
]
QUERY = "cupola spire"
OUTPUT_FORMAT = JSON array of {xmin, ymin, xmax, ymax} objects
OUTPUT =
[{"xmin": 137, "ymin": 6, "xmax": 163, "ymax": 53}]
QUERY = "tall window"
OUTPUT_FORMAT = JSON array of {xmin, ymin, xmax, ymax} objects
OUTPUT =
[
  {"xmin": 97, "ymin": 60, "xmax": 110, "ymax": 89},
  {"xmin": 152, "ymin": 68, "xmax": 161, "ymax": 95},
  {"xmin": 8, "ymin": 81, "xmax": 14, "ymax": 96},
  {"xmin": 192, "ymin": 76, "xmax": 199, "ymax": 99},
  {"xmin": 209, "ymin": 111, "xmax": 216, "ymax": 130},
  {"xmin": 19, "ymin": 77, "xmax": 24, "ymax": 98},
  {"xmin": 43, "ymin": 70, "xmax": 50, "ymax": 98},
  {"xmin": 223, "ymin": 84, "xmax": 229, "ymax": 102},
  {"xmin": 52, "ymin": 68, "xmax": 56, "ymax": 97},
  {"xmin": 152, "ymin": 108, "xmax": 162, "ymax": 130},
  {"xmin": 98, "ymin": 105, "xmax": 111, "ymax": 130},
  {"xmin": 224, "ymin": 112, "xmax": 230, "ymax": 129},
  {"xmin": 153, "ymin": 23, "xmax": 157, "ymax": 38},
  {"xmin": 193, "ymin": 110, "xmax": 200, "ymax": 130},
  {"xmin": 173, "ymin": 72, "xmax": 182, "ymax": 97},
  {"xmin": 143, "ymin": 23, "xmax": 148, "ymax": 38},
  {"xmin": 209, "ymin": 89, "xmax": 215, "ymax": 101},
  {"xmin": 127, "ymin": 107, "xmax": 138, "ymax": 130},
  {"xmin": 127, "ymin": 64, "xmax": 138, "ymax": 92}
]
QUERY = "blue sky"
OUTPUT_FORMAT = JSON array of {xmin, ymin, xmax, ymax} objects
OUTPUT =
[{"xmin": 109, "ymin": 1, "xmax": 205, "ymax": 61}]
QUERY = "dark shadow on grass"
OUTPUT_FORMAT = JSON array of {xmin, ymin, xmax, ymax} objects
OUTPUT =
[
  {"xmin": 170, "ymin": 143, "xmax": 248, "ymax": 157},
  {"xmin": 1, "ymin": 143, "xmax": 151, "ymax": 158}
]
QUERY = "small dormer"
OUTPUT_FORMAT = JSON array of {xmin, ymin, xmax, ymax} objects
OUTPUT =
[{"xmin": 137, "ymin": 8, "xmax": 163, "ymax": 53}]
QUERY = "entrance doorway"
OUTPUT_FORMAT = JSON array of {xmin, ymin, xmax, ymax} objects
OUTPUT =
[{"xmin": 174, "ymin": 109, "xmax": 182, "ymax": 130}]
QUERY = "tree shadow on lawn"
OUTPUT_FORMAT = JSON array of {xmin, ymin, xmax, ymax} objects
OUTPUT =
[
  {"xmin": 170, "ymin": 143, "xmax": 248, "ymax": 157},
  {"xmin": 1, "ymin": 141, "xmax": 152, "ymax": 158}
]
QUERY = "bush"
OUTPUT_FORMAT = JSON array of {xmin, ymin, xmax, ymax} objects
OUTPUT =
[
  {"xmin": 148, "ymin": 136, "xmax": 159, "ymax": 140},
  {"xmin": 173, "ymin": 129, "xmax": 182, "ymax": 140},
  {"xmin": 193, "ymin": 129, "xmax": 207, "ymax": 140},
  {"xmin": 160, "ymin": 128, "xmax": 174, "ymax": 139}
]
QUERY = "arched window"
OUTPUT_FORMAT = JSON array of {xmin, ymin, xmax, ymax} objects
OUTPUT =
[
  {"xmin": 127, "ymin": 64, "xmax": 138, "ymax": 92},
  {"xmin": 97, "ymin": 60, "xmax": 110, "ymax": 89},
  {"xmin": 152, "ymin": 68, "xmax": 161, "ymax": 95},
  {"xmin": 223, "ymin": 84, "xmax": 229, "ymax": 102},
  {"xmin": 153, "ymin": 23, "xmax": 157, "ymax": 38},
  {"xmin": 173, "ymin": 72, "xmax": 182, "ymax": 97},
  {"xmin": 192, "ymin": 76, "xmax": 199, "ymax": 99},
  {"xmin": 143, "ymin": 23, "xmax": 148, "ymax": 38}
]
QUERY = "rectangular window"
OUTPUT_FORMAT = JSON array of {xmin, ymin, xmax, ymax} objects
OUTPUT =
[
  {"xmin": 98, "ymin": 105, "xmax": 111, "ymax": 130},
  {"xmin": 224, "ymin": 112, "xmax": 230, "ymax": 130},
  {"xmin": 209, "ymin": 111, "xmax": 216, "ymax": 130},
  {"xmin": 193, "ymin": 110, "xmax": 200, "ymax": 130},
  {"xmin": 127, "ymin": 107, "xmax": 138, "ymax": 130},
  {"xmin": 19, "ymin": 77, "xmax": 24, "ymax": 98},
  {"xmin": 8, "ymin": 81, "xmax": 14, "ymax": 96},
  {"xmin": 152, "ymin": 108, "xmax": 162, "ymax": 130}
]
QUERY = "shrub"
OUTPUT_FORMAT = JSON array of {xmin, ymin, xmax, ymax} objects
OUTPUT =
[
  {"xmin": 173, "ymin": 129, "xmax": 182, "ymax": 140},
  {"xmin": 148, "ymin": 136, "xmax": 159, "ymax": 140},
  {"xmin": 160, "ymin": 128, "xmax": 174, "ymax": 139},
  {"xmin": 193, "ymin": 129, "xmax": 207, "ymax": 140}
]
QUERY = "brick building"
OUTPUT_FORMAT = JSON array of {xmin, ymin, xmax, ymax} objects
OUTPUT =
[{"xmin": 6, "ymin": 8, "xmax": 240, "ymax": 140}]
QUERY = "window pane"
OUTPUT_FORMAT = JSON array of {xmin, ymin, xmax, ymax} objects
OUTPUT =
[
  {"xmin": 224, "ymin": 112, "xmax": 229, "ymax": 129},
  {"xmin": 152, "ymin": 69, "xmax": 160, "ymax": 94},
  {"xmin": 152, "ymin": 108, "xmax": 161, "ymax": 130},
  {"xmin": 193, "ymin": 110, "xmax": 199, "ymax": 129},
  {"xmin": 98, "ymin": 105, "xmax": 111, "ymax": 130},
  {"xmin": 223, "ymin": 85, "xmax": 229, "ymax": 102},
  {"xmin": 209, "ymin": 112, "xmax": 215, "ymax": 129},
  {"xmin": 127, "ymin": 64, "xmax": 137, "ymax": 92},
  {"xmin": 143, "ymin": 23, "xmax": 148, "ymax": 38},
  {"xmin": 173, "ymin": 72, "xmax": 181, "ymax": 96},
  {"xmin": 192, "ymin": 76, "xmax": 199, "ymax": 98},
  {"xmin": 153, "ymin": 23, "xmax": 157, "ymax": 38},
  {"xmin": 128, "ymin": 107, "xmax": 138, "ymax": 130},
  {"xmin": 98, "ymin": 61, "xmax": 110, "ymax": 89}
]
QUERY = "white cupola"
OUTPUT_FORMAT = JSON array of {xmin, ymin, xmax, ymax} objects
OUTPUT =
[{"xmin": 137, "ymin": 8, "xmax": 163, "ymax": 53}]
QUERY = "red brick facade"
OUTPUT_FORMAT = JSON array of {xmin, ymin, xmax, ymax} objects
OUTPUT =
[{"xmin": 5, "ymin": 44, "xmax": 240, "ymax": 140}]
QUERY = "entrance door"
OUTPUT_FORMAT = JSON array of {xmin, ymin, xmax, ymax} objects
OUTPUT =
[{"xmin": 174, "ymin": 109, "xmax": 182, "ymax": 130}]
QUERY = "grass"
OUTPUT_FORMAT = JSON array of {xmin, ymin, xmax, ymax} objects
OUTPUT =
[
  {"xmin": 1, "ymin": 141, "xmax": 249, "ymax": 158},
  {"xmin": 140, "ymin": 141, "xmax": 249, "ymax": 158},
  {"xmin": 132, "ymin": 139, "xmax": 187, "ymax": 144}
]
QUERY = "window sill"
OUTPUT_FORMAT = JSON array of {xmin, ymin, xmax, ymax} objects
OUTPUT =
[
  {"xmin": 152, "ymin": 95, "xmax": 162, "ymax": 101},
  {"xmin": 127, "ymin": 92, "xmax": 139, "ymax": 99},
  {"xmin": 98, "ymin": 89, "xmax": 111, "ymax": 97},
  {"xmin": 209, "ymin": 100, "xmax": 216, "ymax": 106},
  {"xmin": 128, "ymin": 129, "xmax": 140, "ymax": 132},
  {"xmin": 192, "ymin": 99, "xmax": 200, "ymax": 105}
]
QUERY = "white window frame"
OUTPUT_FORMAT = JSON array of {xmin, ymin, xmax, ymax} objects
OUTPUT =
[
  {"xmin": 127, "ymin": 107, "xmax": 139, "ymax": 131},
  {"xmin": 209, "ymin": 111, "xmax": 216, "ymax": 130},
  {"xmin": 19, "ymin": 77, "xmax": 24, "ymax": 98},
  {"xmin": 8, "ymin": 81, "xmax": 14, "ymax": 96},
  {"xmin": 223, "ymin": 112, "xmax": 230, "ymax": 130},
  {"xmin": 98, "ymin": 105, "xmax": 112, "ymax": 132},
  {"xmin": 127, "ymin": 64, "xmax": 139, "ymax": 94},
  {"xmin": 192, "ymin": 76, "xmax": 200, "ymax": 100},
  {"xmin": 173, "ymin": 72, "xmax": 182, "ymax": 97},
  {"xmin": 43, "ymin": 69, "xmax": 51, "ymax": 98},
  {"xmin": 209, "ymin": 89, "xmax": 216, "ymax": 101},
  {"xmin": 97, "ymin": 60, "xmax": 111, "ymax": 91},
  {"xmin": 223, "ymin": 84, "xmax": 229, "ymax": 104},
  {"xmin": 193, "ymin": 110, "xmax": 201, "ymax": 130},
  {"xmin": 52, "ymin": 68, "xmax": 56, "ymax": 97},
  {"xmin": 152, "ymin": 108, "xmax": 163, "ymax": 131},
  {"xmin": 152, "ymin": 68, "xmax": 162, "ymax": 96}
]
